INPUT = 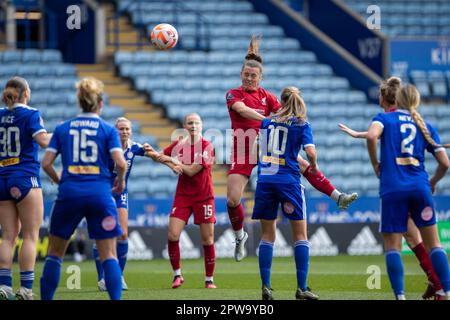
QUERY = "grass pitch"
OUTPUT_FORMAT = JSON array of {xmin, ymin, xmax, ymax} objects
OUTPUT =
[{"xmin": 13, "ymin": 255, "xmax": 434, "ymax": 300}]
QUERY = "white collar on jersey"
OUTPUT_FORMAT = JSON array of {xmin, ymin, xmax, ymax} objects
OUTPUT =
[
  {"xmin": 77, "ymin": 112, "xmax": 100, "ymax": 118},
  {"xmin": 396, "ymin": 109, "xmax": 410, "ymax": 114},
  {"xmin": 12, "ymin": 103, "xmax": 33, "ymax": 109}
]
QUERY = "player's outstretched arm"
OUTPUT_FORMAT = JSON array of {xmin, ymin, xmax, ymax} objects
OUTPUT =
[
  {"xmin": 143, "ymin": 144, "xmax": 183, "ymax": 175},
  {"xmin": 231, "ymin": 101, "xmax": 265, "ymax": 121},
  {"xmin": 366, "ymin": 123, "xmax": 383, "ymax": 177},
  {"xmin": 430, "ymin": 151, "xmax": 450, "ymax": 194},
  {"xmin": 179, "ymin": 164, "xmax": 203, "ymax": 177},
  {"xmin": 42, "ymin": 150, "xmax": 60, "ymax": 184},
  {"xmin": 338, "ymin": 123, "xmax": 367, "ymax": 139},
  {"xmin": 304, "ymin": 146, "xmax": 318, "ymax": 173}
]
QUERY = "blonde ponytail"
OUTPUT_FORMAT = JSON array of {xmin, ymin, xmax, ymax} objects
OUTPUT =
[
  {"xmin": 76, "ymin": 77, "xmax": 104, "ymax": 113},
  {"xmin": 274, "ymin": 87, "xmax": 307, "ymax": 123},
  {"xmin": 397, "ymin": 84, "xmax": 450, "ymax": 148}
]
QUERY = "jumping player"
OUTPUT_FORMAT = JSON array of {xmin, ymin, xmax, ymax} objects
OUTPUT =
[
  {"xmin": 253, "ymin": 86, "xmax": 319, "ymax": 300},
  {"xmin": 151, "ymin": 113, "xmax": 216, "ymax": 289},
  {"xmin": 339, "ymin": 77, "xmax": 446, "ymax": 300},
  {"xmin": 226, "ymin": 36, "xmax": 358, "ymax": 262},
  {"xmin": 0, "ymin": 76, "xmax": 52, "ymax": 300},
  {"xmin": 40, "ymin": 78, "xmax": 127, "ymax": 300},
  {"xmin": 366, "ymin": 84, "xmax": 450, "ymax": 300},
  {"xmin": 94, "ymin": 117, "xmax": 182, "ymax": 292}
]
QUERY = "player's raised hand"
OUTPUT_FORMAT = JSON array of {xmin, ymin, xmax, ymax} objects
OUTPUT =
[
  {"xmin": 143, "ymin": 143, "xmax": 154, "ymax": 152},
  {"xmin": 112, "ymin": 177, "xmax": 126, "ymax": 194},
  {"xmin": 338, "ymin": 123, "xmax": 367, "ymax": 139}
]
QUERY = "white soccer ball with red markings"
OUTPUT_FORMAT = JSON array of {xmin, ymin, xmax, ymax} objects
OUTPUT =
[{"xmin": 150, "ymin": 23, "xmax": 178, "ymax": 50}]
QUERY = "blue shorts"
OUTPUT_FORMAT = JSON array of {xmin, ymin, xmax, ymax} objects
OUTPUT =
[
  {"xmin": 380, "ymin": 189, "xmax": 436, "ymax": 233},
  {"xmin": 252, "ymin": 182, "xmax": 306, "ymax": 220},
  {"xmin": 113, "ymin": 192, "xmax": 128, "ymax": 209},
  {"xmin": 49, "ymin": 195, "xmax": 122, "ymax": 240},
  {"xmin": 0, "ymin": 176, "xmax": 41, "ymax": 202}
]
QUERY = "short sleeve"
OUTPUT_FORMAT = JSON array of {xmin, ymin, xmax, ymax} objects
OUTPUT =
[
  {"xmin": 134, "ymin": 143, "xmax": 145, "ymax": 156},
  {"xmin": 46, "ymin": 125, "xmax": 61, "ymax": 154},
  {"xmin": 268, "ymin": 92, "xmax": 282, "ymax": 113},
  {"xmin": 29, "ymin": 110, "xmax": 46, "ymax": 138},
  {"xmin": 372, "ymin": 113, "xmax": 385, "ymax": 129},
  {"xmin": 302, "ymin": 123, "xmax": 315, "ymax": 149},
  {"xmin": 108, "ymin": 127, "xmax": 122, "ymax": 154},
  {"xmin": 163, "ymin": 141, "xmax": 178, "ymax": 157},
  {"xmin": 226, "ymin": 89, "xmax": 243, "ymax": 111},
  {"xmin": 426, "ymin": 124, "xmax": 445, "ymax": 154}
]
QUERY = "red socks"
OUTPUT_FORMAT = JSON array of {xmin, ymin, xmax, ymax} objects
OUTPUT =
[
  {"xmin": 303, "ymin": 165, "xmax": 335, "ymax": 196},
  {"xmin": 203, "ymin": 244, "xmax": 216, "ymax": 277},
  {"xmin": 227, "ymin": 203, "xmax": 245, "ymax": 231},
  {"xmin": 168, "ymin": 240, "xmax": 180, "ymax": 271},
  {"xmin": 412, "ymin": 242, "xmax": 442, "ymax": 290}
]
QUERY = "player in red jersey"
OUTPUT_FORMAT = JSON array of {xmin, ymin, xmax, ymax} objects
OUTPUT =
[
  {"xmin": 339, "ymin": 77, "xmax": 445, "ymax": 300},
  {"xmin": 226, "ymin": 36, "xmax": 358, "ymax": 262},
  {"xmin": 150, "ymin": 113, "xmax": 216, "ymax": 289}
]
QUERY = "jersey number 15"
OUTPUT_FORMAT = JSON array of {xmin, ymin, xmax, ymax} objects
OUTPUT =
[{"xmin": 70, "ymin": 129, "xmax": 98, "ymax": 163}]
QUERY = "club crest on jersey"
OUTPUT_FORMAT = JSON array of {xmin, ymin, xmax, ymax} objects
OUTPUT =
[
  {"xmin": 226, "ymin": 92, "xmax": 234, "ymax": 101},
  {"xmin": 261, "ymin": 97, "xmax": 266, "ymax": 105},
  {"xmin": 127, "ymin": 151, "xmax": 134, "ymax": 159}
]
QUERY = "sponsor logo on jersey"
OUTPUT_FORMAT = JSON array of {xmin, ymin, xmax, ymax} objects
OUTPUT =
[
  {"xmin": 255, "ymin": 229, "xmax": 293, "ymax": 257},
  {"xmin": 0, "ymin": 157, "xmax": 20, "ymax": 167},
  {"xmin": 162, "ymin": 231, "xmax": 200, "ymax": 259},
  {"xmin": 127, "ymin": 230, "xmax": 154, "ymax": 260},
  {"xmin": 347, "ymin": 226, "xmax": 382, "ymax": 255},
  {"xmin": 309, "ymin": 227, "xmax": 338, "ymax": 256}
]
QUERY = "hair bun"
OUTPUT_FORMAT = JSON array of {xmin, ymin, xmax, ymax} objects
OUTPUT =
[{"xmin": 387, "ymin": 76, "xmax": 401, "ymax": 88}]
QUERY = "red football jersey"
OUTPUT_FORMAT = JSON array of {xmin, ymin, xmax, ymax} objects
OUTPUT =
[
  {"xmin": 226, "ymin": 86, "xmax": 282, "ymax": 164},
  {"xmin": 163, "ymin": 137, "xmax": 215, "ymax": 203}
]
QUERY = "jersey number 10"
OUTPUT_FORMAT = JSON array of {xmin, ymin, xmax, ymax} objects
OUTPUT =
[{"xmin": 70, "ymin": 129, "xmax": 98, "ymax": 163}]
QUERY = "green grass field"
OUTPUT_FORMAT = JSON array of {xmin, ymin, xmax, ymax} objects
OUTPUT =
[{"xmin": 12, "ymin": 255, "xmax": 436, "ymax": 300}]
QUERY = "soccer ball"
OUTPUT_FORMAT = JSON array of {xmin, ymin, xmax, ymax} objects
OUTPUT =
[{"xmin": 150, "ymin": 23, "xmax": 178, "ymax": 50}]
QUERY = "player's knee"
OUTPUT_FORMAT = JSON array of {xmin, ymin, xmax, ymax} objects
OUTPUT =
[
  {"xmin": 202, "ymin": 239, "xmax": 214, "ymax": 246},
  {"xmin": 168, "ymin": 231, "xmax": 180, "ymax": 242},
  {"xmin": 227, "ymin": 197, "xmax": 240, "ymax": 208}
]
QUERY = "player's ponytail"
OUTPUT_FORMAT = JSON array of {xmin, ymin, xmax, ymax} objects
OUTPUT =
[
  {"xmin": 2, "ymin": 76, "xmax": 29, "ymax": 109},
  {"xmin": 274, "ymin": 87, "xmax": 307, "ymax": 123},
  {"xmin": 76, "ymin": 77, "xmax": 104, "ymax": 113},
  {"xmin": 397, "ymin": 84, "xmax": 450, "ymax": 148},
  {"xmin": 242, "ymin": 35, "xmax": 263, "ymax": 73},
  {"xmin": 380, "ymin": 76, "xmax": 401, "ymax": 106}
]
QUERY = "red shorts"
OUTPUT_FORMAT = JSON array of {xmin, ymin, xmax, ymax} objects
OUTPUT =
[
  {"xmin": 170, "ymin": 198, "xmax": 216, "ymax": 225},
  {"xmin": 228, "ymin": 162, "xmax": 256, "ymax": 177}
]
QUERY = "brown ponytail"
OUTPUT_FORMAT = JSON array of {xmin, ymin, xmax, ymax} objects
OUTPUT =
[
  {"xmin": 380, "ymin": 76, "xmax": 401, "ymax": 105},
  {"xmin": 2, "ymin": 76, "xmax": 29, "ymax": 109},
  {"xmin": 242, "ymin": 35, "xmax": 263, "ymax": 73},
  {"xmin": 396, "ymin": 84, "xmax": 450, "ymax": 148}
]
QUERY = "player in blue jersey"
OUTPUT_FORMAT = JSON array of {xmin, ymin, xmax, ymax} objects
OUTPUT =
[
  {"xmin": 0, "ymin": 77, "xmax": 52, "ymax": 300},
  {"xmin": 366, "ymin": 84, "xmax": 450, "ymax": 300},
  {"xmin": 252, "ymin": 87, "xmax": 319, "ymax": 300},
  {"xmin": 94, "ymin": 117, "xmax": 182, "ymax": 292},
  {"xmin": 39, "ymin": 78, "xmax": 127, "ymax": 300},
  {"xmin": 340, "ymin": 77, "xmax": 445, "ymax": 299}
]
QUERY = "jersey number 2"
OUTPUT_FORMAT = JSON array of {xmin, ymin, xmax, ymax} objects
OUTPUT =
[{"xmin": 400, "ymin": 123, "xmax": 416, "ymax": 155}]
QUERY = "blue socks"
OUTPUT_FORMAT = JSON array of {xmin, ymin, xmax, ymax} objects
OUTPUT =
[
  {"xmin": 294, "ymin": 240, "xmax": 309, "ymax": 291},
  {"xmin": 93, "ymin": 244, "xmax": 104, "ymax": 281},
  {"xmin": 117, "ymin": 239, "xmax": 129, "ymax": 273},
  {"xmin": 258, "ymin": 240, "xmax": 274, "ymax": 288},
  {"xmin": 40, "ymin": 255, "xmax": 62, "ymax": 300},
  {"xmin": 20, "ymin": 271, "xmax": 34, "ymax": 289},
  {"xmin": 430, "ymin": 247, "xmax": 450, "ymax": 293},
  {"xmin": 102, "ymin": 258, "xmax": 122, "ymax": 300},
  {"xmin": 385, "ymin": 250, "xmax": 404, "ymax": 296},
  {"xmin": 94, "ymin": 240, "xmax": 129, "ymax": 280},
  {"xmin": 0, "ymin": 268, "xmax": 12, "ymax": 287}
]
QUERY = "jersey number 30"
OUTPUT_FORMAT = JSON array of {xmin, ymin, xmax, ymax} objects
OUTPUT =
[
  {"xmin": 70, "ymin": 129, "xmax": 98, "ymax": 163},
  {"xmin": 0, "ymin": 127, "xmax": 20, "ymax": 157},
  {"xmin": 267, "ymin": 125, "xmax": 288, "ymax": 156}
]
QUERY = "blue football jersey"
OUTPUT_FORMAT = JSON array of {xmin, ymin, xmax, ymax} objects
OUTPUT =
[
  {"xmin": 47, "ymin": 113, "xmax": 122, "ymax": 199},
  {"xmin": 257, "ymin": 117, "xmax": 314, "ymax": 184},
  {"xmin": 109, "ymin": 140, "xmax": 145, "ymax": 192},
  {"xmin": 0, "ymin": 104, "xmax": 46, "ymax": 177},
  {"xmin": 372, "ymin": 110, "xmax": 444, "ymax": 196}
]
